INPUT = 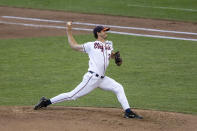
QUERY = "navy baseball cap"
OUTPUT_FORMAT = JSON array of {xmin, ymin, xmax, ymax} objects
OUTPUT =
[{"xmin": 93, "ymin": 26, "xmax": 110, "ymax": 38}]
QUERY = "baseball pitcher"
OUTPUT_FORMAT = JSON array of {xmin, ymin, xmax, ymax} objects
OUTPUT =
[{"xmin": 34, "ymin": 22, "xmax": 143, "ymax": 119}]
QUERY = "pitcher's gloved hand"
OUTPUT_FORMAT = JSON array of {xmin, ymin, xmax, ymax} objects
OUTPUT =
[{"xmin": 114, "ymin": 51, "xmax": 122, "ymax": 66}]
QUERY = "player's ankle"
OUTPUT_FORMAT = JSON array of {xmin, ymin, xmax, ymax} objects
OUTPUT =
[
  {"xmin": 45, "ymin": 99, "xmax": 52, "ymax": 106},
  {"xmin": 125, "ymin": 108, "xmax": 132, "ymax": 113}
]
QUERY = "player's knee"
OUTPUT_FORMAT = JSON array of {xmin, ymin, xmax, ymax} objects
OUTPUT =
[
  {"xmin": 118, "ymin": 84, "xmax": 124, "ymax": 92},
  {"xmin": 114, "ymin": 83, "xmax": 124, "ymax": 93}
]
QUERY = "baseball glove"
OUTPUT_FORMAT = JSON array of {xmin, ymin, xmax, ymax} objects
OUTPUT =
[{"xmin": 114, "ymin": 51, "xmax": 122, "ymax": 66}]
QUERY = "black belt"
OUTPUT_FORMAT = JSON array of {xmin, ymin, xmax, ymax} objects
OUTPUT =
[{"xmin": 88, "ymin": 71, "xmax": 105, "ymax": 79}]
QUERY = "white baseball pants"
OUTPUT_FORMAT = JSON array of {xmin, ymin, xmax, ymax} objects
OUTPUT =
[{"xmin": 50, "ymin": 72, "xmax": 130, "ymax": 110}]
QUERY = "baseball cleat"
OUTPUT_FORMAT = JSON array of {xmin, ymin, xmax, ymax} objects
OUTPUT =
[
  {"xmin": 34, "ymin": 96, "xmax": 50, "ymax": 110},
  {"xmin": 124, "ymin": 111, "xmax": 143, "ymax": 119}
]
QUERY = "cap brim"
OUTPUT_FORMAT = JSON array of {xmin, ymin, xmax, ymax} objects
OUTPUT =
[{"xmin": 102, "ymin": 27, "xmax": 110, "ymax": 31}]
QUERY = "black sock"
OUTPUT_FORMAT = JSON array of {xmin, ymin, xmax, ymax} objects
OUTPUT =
[
  {"xmin": 125, "ymin": 108, "xmax": 131, "ymax": 113},
  {"xmin": 45, "ymin": 99, "xmax": 52, "ymax": 106}
]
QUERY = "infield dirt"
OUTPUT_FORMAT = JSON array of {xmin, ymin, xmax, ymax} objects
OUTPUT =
[
  {"xmin": 0, "ymin": 106, "xmax": 197, "ymax": 131},
  {"xmin": 0, "ymin": 6, "xmax": 197, "ymax": 131}
]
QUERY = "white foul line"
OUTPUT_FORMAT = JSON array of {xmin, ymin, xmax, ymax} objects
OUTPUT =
[
  {"xmin": 2, "ymin": 16, "xmax": 197, "ymax": 36},
  {"xmin": 127, "ymin": 4, "xmax": 197, "ymax": 12},
  {"xmin": 0, "ymin": 20, "xmax": 197, "ymax": 42},
  {"xmin": 2, "ymin": 16, "xmax": 65, "ymax": 23},
  {"xmin": 110, "ymin": 30, "xmax": 197, "ymax": 42},
  {"xmin": 0, "ymin": 20, "xmax": 92, "ymax": 31}
]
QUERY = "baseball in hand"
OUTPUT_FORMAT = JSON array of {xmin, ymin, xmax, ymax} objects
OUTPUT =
[{"xmin": 67, "ymin": 21, "xmax": 72, "ymax": 26}]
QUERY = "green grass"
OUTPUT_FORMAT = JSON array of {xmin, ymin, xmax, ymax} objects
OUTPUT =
[
  {"xmin": 0, "ymin": 34, "xmax": 197, "ymax": 114},
  {"xmin": 0, "ymin": 0, "xmax": 197, "ymax": 22}
]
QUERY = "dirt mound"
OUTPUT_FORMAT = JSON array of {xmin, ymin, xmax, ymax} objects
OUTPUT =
[{"xmin": 0, "ymin": 106, "xmax": 197, "ymax": 131}]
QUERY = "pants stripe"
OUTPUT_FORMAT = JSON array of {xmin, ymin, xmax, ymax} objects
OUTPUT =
[{"xmin": 53, "ymin": 75, "xmax": 93, "ymax": 103}]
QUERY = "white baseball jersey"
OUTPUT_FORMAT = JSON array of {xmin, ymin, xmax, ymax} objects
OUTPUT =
[{"xmin": 82, "ymin": 40, "xmax": 113, "ymax": 76}]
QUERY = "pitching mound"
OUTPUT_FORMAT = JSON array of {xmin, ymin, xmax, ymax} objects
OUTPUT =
[{"xmin": 0, "ymin": 106, "xmax": 197, "ymax": 131}]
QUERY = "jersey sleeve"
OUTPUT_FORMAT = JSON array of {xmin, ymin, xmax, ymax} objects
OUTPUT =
[{"xmin": 82, "ymin": 42, "xmax": 91, "ymax": 53}]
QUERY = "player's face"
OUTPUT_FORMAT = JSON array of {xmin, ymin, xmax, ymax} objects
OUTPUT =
[{"xmin": 98, "ymin": 30, "xmax": 107, "ymax": 39}]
